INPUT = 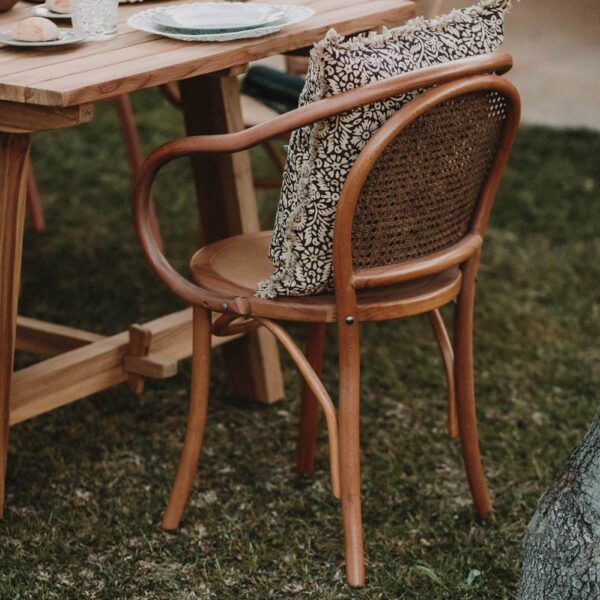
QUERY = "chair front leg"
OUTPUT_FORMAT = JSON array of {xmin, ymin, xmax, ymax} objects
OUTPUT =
[
  {"xmin": 297, "ymin": 322, "xmax": 326, "ymax": 476},
  {"xmin": 338, "ymin": 319, "xmax": 365, "ymax": 587},
  {"xmin": 162, "ymin": 306, "xmax": 212, "ymax": 530},
  {"xmin": 454, "ymin": 256, "xmax": 493, "ymax": 520}
]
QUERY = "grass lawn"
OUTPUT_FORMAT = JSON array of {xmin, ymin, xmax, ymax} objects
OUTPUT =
[{"xmin": 1, "ymin": 89, "xmax": 599, "ymax": 599}]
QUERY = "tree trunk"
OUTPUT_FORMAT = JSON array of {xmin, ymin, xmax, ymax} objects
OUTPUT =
[{"xmin": 519, "ymin": 406, "xmax": 600, "ymax": 599}]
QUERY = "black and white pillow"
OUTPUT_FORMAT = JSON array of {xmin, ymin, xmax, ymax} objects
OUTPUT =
[{"xmin": 257, "ymin": 0, "xmax": 514, "ymax": 299}]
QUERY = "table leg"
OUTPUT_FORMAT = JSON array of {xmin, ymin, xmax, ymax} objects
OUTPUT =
[
  {"xmin": 179, "ymin": 74, "xmax": 284, "ymax": 404},
  {"xmin": 0, "ymin": 132, "xmax": 30, "ymax": 517}
]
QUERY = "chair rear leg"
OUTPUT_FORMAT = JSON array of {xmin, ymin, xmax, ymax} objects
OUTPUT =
[
  {"xmin": 338, "ymin": 320, "xmax": 365, "ymax": 587},
  {"xmin": 427, "ymin": 309, "xmax": 458, "ymax": 439},
  {"xmin": 454, "ymin": 257, "xmax": 493, "ymax": 520},
  {"xmin": 297, "ymin": 322, "xmax": 326, "ymax": 476},
  {"xmin": 162, "ymin": 306, "xmax": 212, "ymax": 530},
  {"xmin": 26, "ymin": 169, "xmax": 45, "ymax": 233}
]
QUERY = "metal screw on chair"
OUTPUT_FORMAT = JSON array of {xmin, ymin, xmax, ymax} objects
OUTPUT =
[
  {"xmin": 221, "ymin": 302, "xmax": 229, "ymax": 312},
  {"xmin": 345, "ymin": 316, "xmax": 354, "ymax": 325}
]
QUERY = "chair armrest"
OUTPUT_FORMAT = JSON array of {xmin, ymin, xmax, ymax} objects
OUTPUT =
[{"xmin": 133, "ymin": 147, "xmax": 238, "ymax": 311}]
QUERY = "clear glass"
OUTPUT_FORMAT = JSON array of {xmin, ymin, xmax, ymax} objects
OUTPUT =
[{"xmin": 70, "ymin": 0, "xmax": 119, "ymax": 41}]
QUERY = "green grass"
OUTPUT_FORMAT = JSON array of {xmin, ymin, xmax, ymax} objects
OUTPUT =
[{"xmin": 1, "ymin": 89, "xmax": 599, "ymax": 599}]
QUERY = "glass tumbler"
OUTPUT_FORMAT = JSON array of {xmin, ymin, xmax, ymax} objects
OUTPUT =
[{"xmin": 71, "ymin": 0, "xmax": 119, "ymax": 41}]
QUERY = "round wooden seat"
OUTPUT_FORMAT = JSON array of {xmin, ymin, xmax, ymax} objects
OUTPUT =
[{"xmin": 190, "ymin": 231, "xmax": 462, "ymax": 323}]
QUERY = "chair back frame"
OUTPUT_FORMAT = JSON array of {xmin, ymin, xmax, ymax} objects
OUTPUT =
[{"xmin": 332, "ymin": 74, "xmax": 521, "ymax": 324}]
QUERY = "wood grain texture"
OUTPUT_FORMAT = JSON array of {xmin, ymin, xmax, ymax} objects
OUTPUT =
[
  {"xmin": 25, "ymin": 169, "xmax": 45, "ymax": 232},
  {"xmin": 0, "ymin": 0, "xmax": 415, "ymax": 106},
  {"xmin": 15, "ymin": 316, "xmax": 105, "ymax": 355},
  {"xmin": 0, "ymin": 132, "xmax": 29, "ymax": 517},
  {"xmin": 179, "ymin": 74, "xmax": 260, "ymax": 244},
  {"xmin": 122, "ymin": 353, "xmax": 179, "ymax": 380},
  {"xmin": 0, "ymin": 100, "xmax": 93, "ymax": 133},
  {"xmin": 10, "ymin": 309, "xmax": 242, "ymax": 426}
]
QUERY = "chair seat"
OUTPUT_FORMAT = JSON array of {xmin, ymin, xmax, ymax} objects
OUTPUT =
[{"xmin": 190, "ymin": 232, "xmax": 462, "ymax": 322}]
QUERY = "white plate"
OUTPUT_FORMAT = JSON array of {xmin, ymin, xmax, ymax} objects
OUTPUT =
[
  {"xmin": 151, "ymin": 2, "xmax": 287, "ymax": 32},
  {"xmin": 128, "ymin": 4, "xmax": 312, "ymax": 42},
  {"xmin": 30, "ymin": 4, "xmax": 72, "ymax": 20},
  {"xmin": 0, "ymin": 28, "xmax": 85, "ymax": 47}
]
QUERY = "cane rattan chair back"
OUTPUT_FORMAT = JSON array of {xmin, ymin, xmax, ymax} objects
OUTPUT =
[
  {"xmin": 351, "ymin": 90, "xmax": 510, "ymax": 270},
  {"xmin": 333, "ymin": 76, "xmax": 519, "ymax": 304}
]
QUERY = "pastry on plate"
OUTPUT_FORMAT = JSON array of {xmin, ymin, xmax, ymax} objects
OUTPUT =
[{"xmin": 11, "ymin": 16, "xmax": 60, "ymax": 42}]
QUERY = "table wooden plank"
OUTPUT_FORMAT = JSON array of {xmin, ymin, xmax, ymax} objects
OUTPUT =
[
  {"xmin": 0, "ymin": 100, "xmax": 93, "ymax": 132},
  {"xmin": 34, "ymin": 2, "xmax": 413, "ymax": 102},
  {"xmin": 16, "ymin": 316, "xmax": 105, "ymax": 355},
  {"xmin": 3, "ymin": 0, "xmax": 405, "ymax": 84},
  {"xmin": 0, "ymin": 0, "xmax": 415, "ymax": 106},
  {"xmin": 0, "ymin": 30, "xmax": 148, "ymax": 72}
]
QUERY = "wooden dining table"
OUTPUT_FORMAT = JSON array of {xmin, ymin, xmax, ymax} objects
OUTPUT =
[{"xmin": 0, "ymin": 0, "xmax": 415, "ymax": 516}]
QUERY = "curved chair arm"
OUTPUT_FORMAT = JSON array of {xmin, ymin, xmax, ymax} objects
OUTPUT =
[
  {"xmin": 133, "ymin": 52, "xmax": 512, "ymax": 309},
  {"xmin": 133, "ymin": 146, "xmax": 238, "ymax": 312}
]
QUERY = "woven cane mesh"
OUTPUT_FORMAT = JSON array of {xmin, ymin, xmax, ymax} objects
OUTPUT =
[{"xmin": 351, "ymin": 90, "xmax": 509, "ymax": 270}]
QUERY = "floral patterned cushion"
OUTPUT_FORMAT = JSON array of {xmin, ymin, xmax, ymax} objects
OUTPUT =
[{"xmin": 257, "ymin": 0, "xmax": 513, "ymax": 299}]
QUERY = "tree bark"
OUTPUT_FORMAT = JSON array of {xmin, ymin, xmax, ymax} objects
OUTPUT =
[{"xmin": 519, "ymin": 406, "xmax": 600, "ymax": 599}]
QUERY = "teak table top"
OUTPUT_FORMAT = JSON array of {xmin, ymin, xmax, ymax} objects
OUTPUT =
[{"xmin": 0, "ymin": 0, "xmax": 415, "ymax": 107}]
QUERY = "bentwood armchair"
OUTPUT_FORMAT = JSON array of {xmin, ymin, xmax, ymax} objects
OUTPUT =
[{"xmin": 133, "ymin": 52, "xmax": 520, "ymax": 587}]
